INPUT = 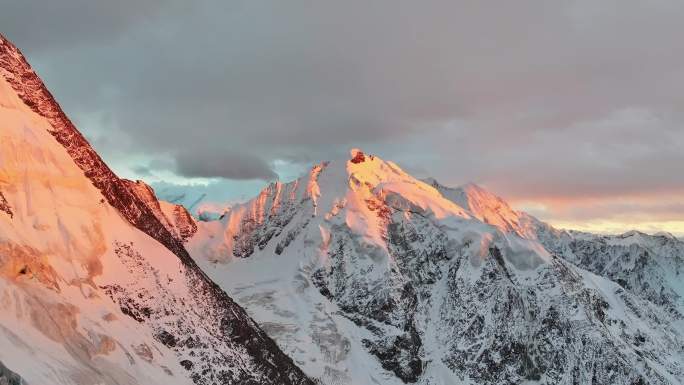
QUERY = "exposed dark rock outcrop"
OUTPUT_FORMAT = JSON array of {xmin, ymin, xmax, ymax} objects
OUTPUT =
[
  {"xmin": 0, "ymin": 361, "xmax": 24, "ymax": 385},
  {"xmin": 171, "ymin": 204, "xmax": 198, "ymax": 242},
  {"xmin": 124, "ymin": 179, "xmax": 198, "ymax": 243},
  {"xmin": 0, "ymin": 190, "xmax": 11, "ymax": 218}
]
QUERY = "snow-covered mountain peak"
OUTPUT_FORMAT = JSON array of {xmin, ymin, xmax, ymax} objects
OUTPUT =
[
  {"xmin": 193, "ymin": 150, "xmax": 484, "ymax": 264},
  {"xmin": 189, "ymin": 151, "xmax": 684, "ymax": 384},
  {"xmin": 346, "ymin": 149, "xmax": 419, "ymax": 188},
  {"xmin": 194, "ymin": 150, "xmax": 561, "ymax": 271},
  {"xmin": 349, "ymin": 147, "xmax": 364, "ymax": 160},
  {"xmin": 344, "ymin": 152, "xmax": 471, "ymax": 222}
]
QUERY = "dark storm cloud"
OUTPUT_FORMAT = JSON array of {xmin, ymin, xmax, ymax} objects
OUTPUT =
[
  {"xmin": 131, "ymin": 165, "xmax": 153, "ymax": 177},
  {"xmin": 420, "ymin": 109, "xmax": 684, "ymax": 201},
  {"xmin": 0, "ymin": 0, "xmax": 176, "ymax": 52},
  {"xmin": 2, "ymin": 0, "xmax": 684, "ymax": 212},
  {"xmin": 174, "ymin": 150, "xmax": 277, "ymax": 181}
]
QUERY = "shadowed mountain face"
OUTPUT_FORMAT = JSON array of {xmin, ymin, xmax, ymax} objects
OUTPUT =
[
  {"xmin": 0, "ymin": 34, "xmax": 313, "ymax": 385},
  {"xmin": 0, "ymin": 361, "xmax": 24, "ymax": 385},
  {"xmin": 188, "ymin": 150, "xmax": 684, "ymax": 385}
]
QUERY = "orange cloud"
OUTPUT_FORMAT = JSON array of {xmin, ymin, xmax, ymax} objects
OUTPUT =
[{"xmin": 512, "ymin": 193, "xmax": 684, "ymax": 236}]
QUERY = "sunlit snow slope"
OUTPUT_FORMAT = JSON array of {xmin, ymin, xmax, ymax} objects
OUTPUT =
[
  {"xmin": 0, "ymin": 54, "xmax": 189, "ymax": 385},
  {"xmin": 190, "ymin": 149, "xmax": 684, "ymax": 385},
  {"xmin": 0, "ymin": 34, "xmax": 313, "ymax": 385}
]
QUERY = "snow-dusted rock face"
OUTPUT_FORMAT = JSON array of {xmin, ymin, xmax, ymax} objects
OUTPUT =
[
  {"xmin": 444, "ymin": 185, "xmax": 684, "ymax": 323},
  {"xmin": 0, "ymin": 34, "xmax": 312, "ymax": 385},
  {"xmin": 0, "ymin": 189, "xmax": 11, "ymax": 218},
  {"xmin": 190, "ymin": 150, "xmax": 684, "ymax": 385},
  {"xmin": 534, "ymin": 229, "xmax": 684, "ymax": 319},
  {"xmin": 162, "ymin": 201, "xmax": 199, "ymax": 242},
  {"xmin": 0, "ymin": 360, "xmax": 24, "ymax": 385},
  {"xmin": 125, "ymin": 180, "xmax": 198, "ymax": 243}
]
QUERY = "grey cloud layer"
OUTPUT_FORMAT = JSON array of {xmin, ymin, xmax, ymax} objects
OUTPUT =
[
  {"xmin": 1, "ymin": 0, "xmax": 174, "ymax": 52},
  {"xmin": 174, "ymin": 150, "xmax": 277, "ymax": 180},
  {"xmin": 2, "ymin": 0, "xmax": 683, "ymax": 204}
]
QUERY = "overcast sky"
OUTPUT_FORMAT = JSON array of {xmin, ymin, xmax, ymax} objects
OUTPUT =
[{"xmin": 2, "ymin": 0, "xmax": 684, "ymax": 234}]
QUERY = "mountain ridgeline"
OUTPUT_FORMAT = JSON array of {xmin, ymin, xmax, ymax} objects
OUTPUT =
[{"xmin": 0, "ymin": 34, "xmax": 313, "ymax": 385}]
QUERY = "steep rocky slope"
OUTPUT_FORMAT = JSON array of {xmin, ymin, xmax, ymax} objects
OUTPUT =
[
  {"xmin": 0, "ymin": 34, "xmax": 312, "ymax": 385},
  {"xmin": 534, "ymin": 229, "xmax": 684, "ymax": 319},
  {"xmin": 429, "ymin": 181, "xmax": 684, "ymax": 322},
  {"xmin": 189, "ymin": 150, "xmax": 684, "ymax": 385}
]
